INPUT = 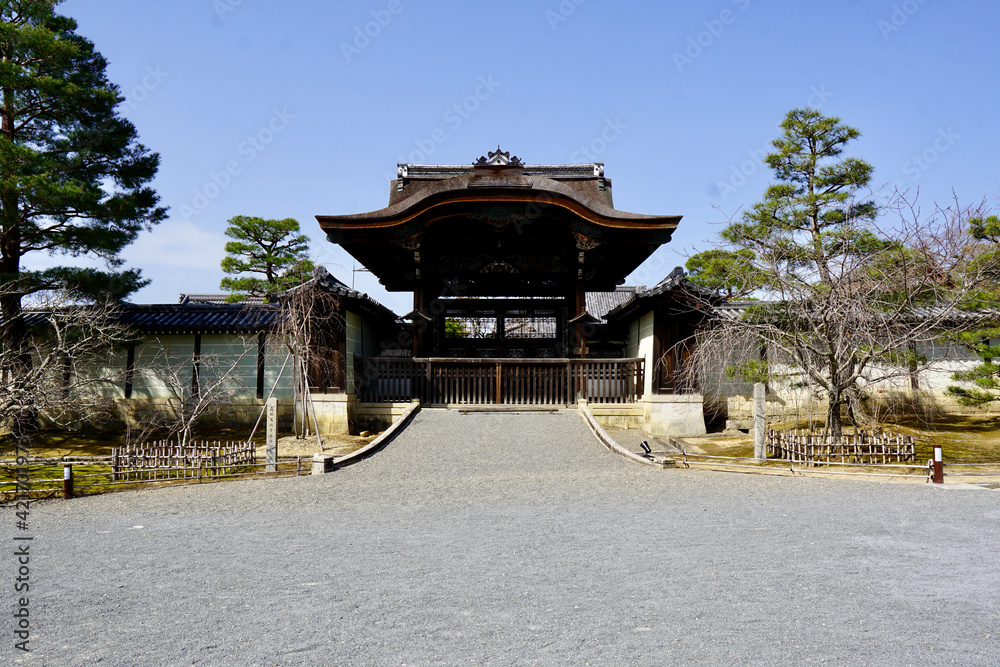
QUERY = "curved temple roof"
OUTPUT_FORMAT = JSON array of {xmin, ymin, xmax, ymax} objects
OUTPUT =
[{"xmin": 318, "ymin": 151, "xmax": 682, "ymax": 294}]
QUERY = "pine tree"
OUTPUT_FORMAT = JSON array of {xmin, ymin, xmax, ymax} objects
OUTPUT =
[
  {"xmin": 219, "ymin": 215, "xmax": 313, "ymax": 302},
  {"xmin": 685, "ymin": 249, "xmax": 759, "ymax": 299},
  {"xmin": 698, "ymin": 110, "xmax": 997, "ymax": 437},
  {"xmin": 947, "ymin": 215, "xmax": 1000, "ymax": 407},
  {"xmin": 1, "ymin": 1, "xmax": 165, "ymax": 437},
  {"xmin": 709, "ymin": 109, "xmax": 891, "ymax": 436}
]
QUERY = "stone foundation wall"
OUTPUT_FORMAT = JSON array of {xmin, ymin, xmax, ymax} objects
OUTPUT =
[
  {"xmin": 724, "ymin": 390, "xmax": 1000, "ymax": 431},
  {"xmin": 113, "ymin": 397, "xmax": 295, "ymax": 432},
  {"xmin": 589, "ymin": 404, "xmax": 644, "ymax": 431},
  {"xmin": 294, "ymin": 395, "xmax": 416, "ymax": 436},
  {"xmin": 353, "ymin": 402, "xmax": 417, "ymax": 434},
  {"xmin": 297, "ymin": 393, "xmax": 352, "ymax": 436},
  {"xmin": 586, "ymin": 395, "xmax": 708, "ymax": 437},
  {"xmin": 643, "ymin": 394, "xmax": 707, "ymax": 437}
]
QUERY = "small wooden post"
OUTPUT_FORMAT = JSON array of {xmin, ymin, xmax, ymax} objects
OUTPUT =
[
  {"xmin": 932, "ymin": 444, "xmax": 944, "ymax": 484},
  {"xmin": 265, "ymin": 397, "xmax": 278, "ymax": 473},
  {"xmin": 63, "ymin": 464, "xmax": 73, "ymax": 499},
  {"xmin": 495, "ymin": 362, "xmax": 502, "ymax": 405},
  {"xmin": 753, "ymin": 383, "xmax": 766, "ymax": 461}
]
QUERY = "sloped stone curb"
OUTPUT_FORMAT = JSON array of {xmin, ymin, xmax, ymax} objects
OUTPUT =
[
  {"xmin": 313, "ymin": 401, "xmax": 421, "ymax": 473},
  {"xmin": 578, "ymin": 400, "xmax": 675, "ymax": 469}
]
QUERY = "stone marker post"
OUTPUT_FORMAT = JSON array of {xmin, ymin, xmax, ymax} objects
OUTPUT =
[
  {"xmin": 753, "ymin": 383, "xmax": 766, "ymax": 461},
  {"xmin": 265, "ymin": 397, "xmax": 277, "ymax": 473}
]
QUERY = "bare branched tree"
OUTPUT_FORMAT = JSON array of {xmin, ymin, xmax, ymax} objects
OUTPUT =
[
  {"xmin": 686, "ymin": 192, "xmax": 996, "ymax": 435},
  {"xmin": 278, "ymin": 269, "xmax": 343, "ymax": 438},
  {"xmin": 126, "ymin": 337, "xmax": 254, "ymax": 446},
  {"xmin": 0, "ymin": 291, "xmax": 131, "ymax": 444},
  {"xmin": 686, "ymin": 109, "xmax": 999, "ymax": 437}
]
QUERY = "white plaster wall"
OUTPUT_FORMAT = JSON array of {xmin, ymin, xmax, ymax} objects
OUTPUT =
[
  {"xmin": 345, "ymin": 310, "xmax": 363, "ymax": 394},
  {"xmin": 264, "ymin": 337, "xmax": 294, "ymax": 399},
  {"xmin": 625, "ymin": 317, "xmax": 639, "ymax": 359},
  {"xmin": 73, "ymin": 346, "xmax": 128, "ymax": 399},
  {"xmin": 130, "ymin": 335, "xmax": 193, "ymax": 399},
  {"xmin": 199, "ymin": 334, "xmax": 257, "ymax": 400},
  {"xmin": 637, "ymin": 310, "xmax": 655, "ymax": 398},
  {"xmin": 345, "ymin": 310, "xmax": 378, "ymax": 395}
]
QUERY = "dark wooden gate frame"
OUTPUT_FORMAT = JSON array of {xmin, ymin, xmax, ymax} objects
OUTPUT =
[{"xmin": 355, "ymin": 357, "xmax": 645, "ymax": 406}]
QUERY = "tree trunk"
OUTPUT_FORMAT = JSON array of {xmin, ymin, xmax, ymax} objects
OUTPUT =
[
  {"xmin": 0, "ymin": 236, "xmax": 37, "ymax": 441},
  {"xmin": 827, "ymin": 391, "xmax": 843, "ymax": 441}
]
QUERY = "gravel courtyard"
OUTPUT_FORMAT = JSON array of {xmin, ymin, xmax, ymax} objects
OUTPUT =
[{"xmin": 7, "ymin": 409, "xmax": 999, "ymax": 665}]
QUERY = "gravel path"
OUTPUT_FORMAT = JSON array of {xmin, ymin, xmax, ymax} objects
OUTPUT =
[{"xmin": 6, "ymin": 409, "xmax": 999, "ymax": 665}]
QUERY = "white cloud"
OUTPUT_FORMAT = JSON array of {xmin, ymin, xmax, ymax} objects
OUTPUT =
[{"xmin": 124, "ymin": 219, "xmax": 226, "ymax": 270}]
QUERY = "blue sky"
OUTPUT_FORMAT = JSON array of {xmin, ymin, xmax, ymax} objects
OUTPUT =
[{"xmin": 48, "ymin": 0, "xmax": 1000, "ymax": 314}]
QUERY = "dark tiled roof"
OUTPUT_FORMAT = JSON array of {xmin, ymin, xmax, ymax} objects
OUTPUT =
[
  {"xmin": 713, "ymin": 301, "xmax": 994, "ymax": 322},
  {"xmin": 586, "ymin": 287, "xmax": 639, "ymax": 322},
  {"xmin": 176, "ymin": 267, "xmax": 400, "ymax": 323},
  {"xmin": 120, "ymin": 303, "xmax": 277, "ymax": 334},
  {"xmin": 15, "ymin": 304, "xmax": 276, "ymax": 335},
  {"xmin": 286, "ymin": 266, "xmax": 399, "ymax": 321},
  {"xmin": 13, "ymin": 270, "xmax": 393, "ymax": 337},
  {"xmin": 178, "ymin": 294, "xmax": 264, "ymax": 305},
  {"xmin": 602, "ymin": 267, "xmax": 717, "ymax": 321},
  {"xmin": 398, "ymin": 163, "xmax": 605, "ymax": 181}
]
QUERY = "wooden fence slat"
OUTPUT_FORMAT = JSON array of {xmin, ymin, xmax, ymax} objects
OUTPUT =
[
  {"xmin": 111, "ymin": 439, "xmax": 256, "ymax": 481},
  {"xmin": 768, "ymin": 429, "xmax": 915, "ymax": 465}
]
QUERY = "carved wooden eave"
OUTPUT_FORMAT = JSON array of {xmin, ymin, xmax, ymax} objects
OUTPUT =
[
  {"xmin": 568, "ymin": 310, "xmax": 602, "ymax": 326},
  {"xmin": 318, "ymin": 154, "xmax": 682, "ymax": 294},
  {"xmin": 474, "ymin": 145, "xmax": 523, "ymax": 167},
  {"xmin": 398, "ymin": 308, "xmax": 433, "ymax": 323}
]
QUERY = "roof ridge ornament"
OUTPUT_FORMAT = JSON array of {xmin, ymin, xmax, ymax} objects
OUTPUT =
[{"xmin": 474, "ymin": 145, "xmax": 522, "ymax": 167}]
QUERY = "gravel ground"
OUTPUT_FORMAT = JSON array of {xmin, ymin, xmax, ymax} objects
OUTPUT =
[{"xmin": 5, "ymin": 408, "xmax": 999, "ymax": 665}]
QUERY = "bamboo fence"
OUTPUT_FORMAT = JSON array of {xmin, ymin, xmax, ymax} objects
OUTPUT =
[
  {"xmin": 111, "ymin": 440, "xmax": 257, "ymax": 481},
  {"xmin": 767, "ymin": 429, "xmax": 915, "ymax": 465}
]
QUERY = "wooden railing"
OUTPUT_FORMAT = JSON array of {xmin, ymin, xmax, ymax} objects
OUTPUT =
[{"xmin": 354, "ymin": 358, "xmax": 645, "ymax": 406}]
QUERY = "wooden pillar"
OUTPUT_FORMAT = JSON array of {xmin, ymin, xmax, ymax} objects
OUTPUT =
[
  {"xmin": 191, "ymin": 333, "xmax": 202, "ymax": 399},
  {"xmin": 124, "ymin": 343, "xmax": 136, "ymax": 399},
  {"xmin": 412, "ymin": 283, "xmax": 433, "ymax": 358},
  {"xmin": 412, "ymin": 284, "xmax": 423, "ymax": 357},
  {"xmin": 572, "ymin": 282, "xmax": 586, "ymax": 401},
  {"xmin": 651, "ymin": 309, "xmax": 663, "ymax": 395},
  {"xmin": 573, "ymin": 282, "xmax": 586, "ymax": 358},
  {"xmin": 256, "ymin": 332, "xmax": 266, "ymax": 399}
]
